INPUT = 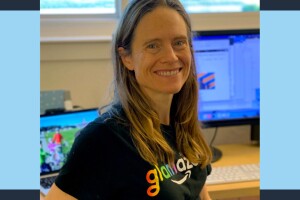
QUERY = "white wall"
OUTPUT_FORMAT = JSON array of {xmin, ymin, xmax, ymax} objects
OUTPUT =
[{"xmin": 41, "ymin": 40, "xmax": 114, "ymax": 108}]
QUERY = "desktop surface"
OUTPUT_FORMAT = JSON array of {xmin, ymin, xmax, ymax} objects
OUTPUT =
[{"xmin": 206, "ymin": 144, "xmax": 260, "ymax": 199}]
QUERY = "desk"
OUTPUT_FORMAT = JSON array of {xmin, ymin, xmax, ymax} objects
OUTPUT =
[{"xmin": 206, "ymin": 144, "xmax": 260, "ymax": 200}]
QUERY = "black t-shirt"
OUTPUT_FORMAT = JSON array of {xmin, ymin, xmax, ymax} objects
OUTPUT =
[{"xmin": 55, "ymin": 107, "xmax": 211, "ymax": 200}]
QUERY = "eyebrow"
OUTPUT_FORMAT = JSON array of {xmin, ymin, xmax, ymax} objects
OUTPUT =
[
  {"xmin": 143, "ymin": 38, "xmax": 161, "ymax": 46},
  {"xmin": 143, "ymin": 35, "xmax": 188, "ymax": 45},
  {"xmin": 173, "ymin": 35, "xmax": 189, "ymax": 40}
]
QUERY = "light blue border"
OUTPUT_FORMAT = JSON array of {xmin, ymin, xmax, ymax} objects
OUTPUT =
[
  {"xmin": 0, "ymin": 11, "xmax": 39, "ymax": 189},
  {"xmin": 261, "ymin": 11, "xmax": 300, "ymax": 189}
]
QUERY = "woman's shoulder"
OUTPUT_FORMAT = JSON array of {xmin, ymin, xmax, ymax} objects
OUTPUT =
[{"xmin": 76, "ymin": 106, "xmax": 129, "ymax": 142}]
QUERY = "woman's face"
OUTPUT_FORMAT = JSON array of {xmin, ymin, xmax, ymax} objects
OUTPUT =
[{"xmin": 120, "ymin": 6, "xmax": 191, "ymax": 99}]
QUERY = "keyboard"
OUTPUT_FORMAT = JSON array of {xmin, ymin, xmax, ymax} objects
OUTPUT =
[
  {"xmin": 40, "ymin": 175, "xmax": 57, "ymax": 195},
  {"xmin": 206, "ymin": 163, "xmax": 260, "ymax": 185}
]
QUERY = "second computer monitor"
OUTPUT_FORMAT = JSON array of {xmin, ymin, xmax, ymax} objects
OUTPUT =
[{"xmin": 192, "ymin": 29, "xmax": 260, "ymax": 128}]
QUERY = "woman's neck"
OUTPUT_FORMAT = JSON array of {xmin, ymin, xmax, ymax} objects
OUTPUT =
[{"xmin": 150, "ymin": 94, "xmax": 173, "ymax": 125}]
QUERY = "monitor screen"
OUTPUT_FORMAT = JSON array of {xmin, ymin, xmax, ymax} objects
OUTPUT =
[
  {"xmin": 192, "ymin": 29, "xmax": 260, "ymax": 127},
  {"xmin": 40, "ymin": 109, "xmax": 99, "ymax": 174}
]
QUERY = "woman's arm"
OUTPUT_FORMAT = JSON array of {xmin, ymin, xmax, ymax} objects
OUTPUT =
[
  {"xmin": 200, "ymin": 185, "xmax": 212, "ymax": 200},
  {"xmin": 45, "ymin": 183, "xmax": 77, "ymax": 200},
  {"xmin": 40, "ymin": 192, "xmax": 45, "ymax": 200}
]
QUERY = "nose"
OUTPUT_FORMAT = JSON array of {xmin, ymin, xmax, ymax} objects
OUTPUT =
[{"xmin": 160, "ymin": 45, "xmax": 179, "ymax": 64}]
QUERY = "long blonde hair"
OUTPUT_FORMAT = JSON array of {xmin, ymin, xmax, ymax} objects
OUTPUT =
[{"xmin": 109, "ymin": 0, "xmax": 212, "ymax": 167}]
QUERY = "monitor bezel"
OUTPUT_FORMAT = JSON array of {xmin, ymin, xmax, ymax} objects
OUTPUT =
[
  {"xmin": 40, "ymin": 107, "xmax": 99, "ymax": 118},
  {"xmin": 193, "ymin": 28, "xmax": 260, "ymax": 38}
]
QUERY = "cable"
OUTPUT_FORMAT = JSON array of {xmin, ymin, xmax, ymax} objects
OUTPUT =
[
  {"xmin": 209, "ymin": 127, "xmax": 222, "ymax": 163},
  {"xmin": 209, "ymin": 127, "xmax": 218, "ymax": 147}
]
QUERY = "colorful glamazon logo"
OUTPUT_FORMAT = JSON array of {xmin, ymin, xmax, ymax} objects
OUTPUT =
[{"xmin": 145, "ymin": 157, "xmax": 198, "ymax": 197}]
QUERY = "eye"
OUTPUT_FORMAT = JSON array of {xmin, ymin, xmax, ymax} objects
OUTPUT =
[
  {"xmin": 174, "ymin": 40, "xmax": 187, "ymax": 49},
  {"xmin": 145, "ymin": 42, "xmax": 161, "ymax": 53},
  {"xmin": 175, "ymin": 41, "xmax": 184, "ymax": 46},
  {"xmin": 147, "ymin": 43, "xmax": 158, "ymax": 49}
]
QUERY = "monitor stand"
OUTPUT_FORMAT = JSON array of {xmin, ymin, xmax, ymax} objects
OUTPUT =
[
  {"xmin": 211, "ymin": 146, "xmax": 222, "ymax": 163},
  {"xmin": 251, "ymin": 124, "xmax": 260, "ymax": 145}
]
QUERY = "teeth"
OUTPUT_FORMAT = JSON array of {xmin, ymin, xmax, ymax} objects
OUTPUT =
[{"xmin": 157, "ymin": 69, "xmax": 179, "ymax": 76}]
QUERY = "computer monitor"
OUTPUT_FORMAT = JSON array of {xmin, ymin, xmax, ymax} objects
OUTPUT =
[
  {"xmin": 192, "ymin": 29, "xmax": 260, "ymax": 161},
  {"xmin": 40, "ymin": 108, "xmax": 99, "ymax": 174}
]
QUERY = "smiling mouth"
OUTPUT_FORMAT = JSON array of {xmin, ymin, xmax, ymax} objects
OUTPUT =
[{"xmin": 156, "ymin": 68, "xmax": 182, "ymax": 77}]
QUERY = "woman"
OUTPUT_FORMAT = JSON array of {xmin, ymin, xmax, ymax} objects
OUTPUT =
[{"xmin": 46, "ymin": 0, "xmax": 212, "ymax": 199}]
